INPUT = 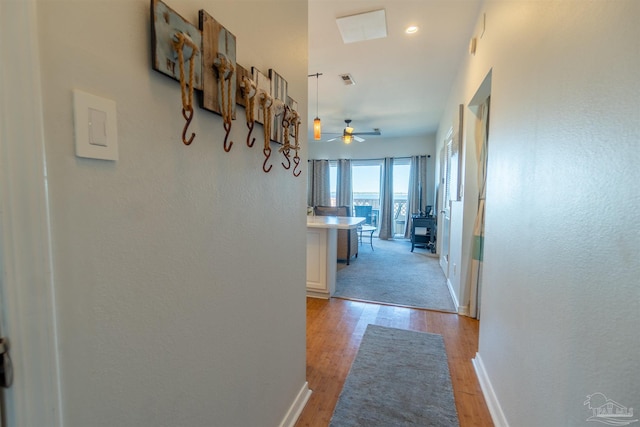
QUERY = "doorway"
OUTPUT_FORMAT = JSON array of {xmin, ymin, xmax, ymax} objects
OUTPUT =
[{"xmin": 466, "ymin": 70, "xmax": 492, "ymax": 319}]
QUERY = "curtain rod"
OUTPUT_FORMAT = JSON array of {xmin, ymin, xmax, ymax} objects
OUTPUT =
[{"xmin": 308, "ymin": 155, "xmax": 430, "ymax": 162}]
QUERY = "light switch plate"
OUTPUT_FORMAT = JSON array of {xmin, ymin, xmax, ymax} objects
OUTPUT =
[{"xmin": 73, "ymin": 89, "xmax": 118, "ymax": 160}]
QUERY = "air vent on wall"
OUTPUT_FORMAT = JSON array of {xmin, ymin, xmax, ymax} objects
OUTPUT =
[{"xmin": 339, "ymin": 73, "xmax": 356, "ymax": 85}]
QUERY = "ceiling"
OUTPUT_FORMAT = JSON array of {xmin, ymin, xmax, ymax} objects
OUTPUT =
[{"xmin": 308, "ymin": 0, "xmax": 482, "ymax": 142}]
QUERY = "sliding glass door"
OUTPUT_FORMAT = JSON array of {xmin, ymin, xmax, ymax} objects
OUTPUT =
[
  {"xmin": 393, "ymin": 159, "xmax": 410, "ymax": 236},
  {"xmin": 326, "ymin": 158, "xmax": 411, "ymax": 236},
  {"xmin": 352, "ymin": 160, "xmax": 382, "ymax": 227}
]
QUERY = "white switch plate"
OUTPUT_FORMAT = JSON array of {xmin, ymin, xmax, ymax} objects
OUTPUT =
[{"xmin": 73, "ymin": 89, "xmax": 118, "ymax": 160}]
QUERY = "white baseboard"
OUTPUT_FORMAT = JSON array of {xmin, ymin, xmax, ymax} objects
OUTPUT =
[
  {"xmin": 457, "ymin": 304, "xmax": 470, "ymax": 316},
  {"xmin": 446, "ymin": 278, "xmax": 461, "ymax": 312},
  {"xmin": 472, "ymin": 353, "xmax": 509, "ymax": 427},
  {"xmin": 279, "ymin": 381, "xmax": 312, "ymax": 427}
]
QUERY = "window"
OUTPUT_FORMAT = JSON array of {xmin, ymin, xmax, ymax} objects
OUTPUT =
[
  {"xmin": 329, "ymin": 161, "xmax": 337, "ymax": 206},
  {"xmin": 393, "ymin": 159, "xmax": 410, "ymax": 235},
  {"xmin": 352, "ymin": 160, "xmax": 382, "ymax": 227},
  {"xmin": 323, "ymin": 158, "xmax": 412, "ymax": 234}
]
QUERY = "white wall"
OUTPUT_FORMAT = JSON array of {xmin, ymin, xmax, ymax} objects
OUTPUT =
[
  {"xmin": 437, "ymin": 1, "xmax": 640, "ymax": 425},
  {"xmin": 36, "ymin": 1, "xmax": 308, "ymax": 426}
]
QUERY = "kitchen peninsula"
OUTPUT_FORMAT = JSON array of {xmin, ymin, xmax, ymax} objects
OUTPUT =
[{"xmin": 306, "ymin": 216, "xmax": 365, "ymax": 299}]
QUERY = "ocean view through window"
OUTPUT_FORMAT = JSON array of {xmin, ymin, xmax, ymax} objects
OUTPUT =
[{"xmin": 328, "ymin": 159, "xmax": 411, "ymax": 235}]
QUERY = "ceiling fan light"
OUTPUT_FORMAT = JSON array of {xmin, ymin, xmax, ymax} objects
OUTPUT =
[
  {"xmin": 345, "ymin": 126, "xmax": 354, "ymax": 135},
  {"xmin": 313, "ymin": 117, "xmax": 322, "ymax": 140},
  {"xmin": 343, "ymin": 134, "xmax": 353, "ymax": 144}
]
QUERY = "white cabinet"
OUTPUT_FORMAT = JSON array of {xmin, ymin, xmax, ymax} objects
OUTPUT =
[
  {"xmin": 306, "ymin": 216, "xmax": 364, "ymax": 299},
  {"xmin": 306, "ymin": 227, "xmax": 337, "ymax": 298}
]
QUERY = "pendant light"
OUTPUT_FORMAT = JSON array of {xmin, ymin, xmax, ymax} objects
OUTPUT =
[{"xmin": 309, "ymin": 73, "xmax": 323, "ymax": 140}]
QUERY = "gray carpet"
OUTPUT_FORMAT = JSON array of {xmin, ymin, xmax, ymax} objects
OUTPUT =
[
  {"xmin": 335, "ymin": 238, "xmax": 456, "ymax": 312},
  {"xmin": 329, "ymin": 325, "xmax": 460, "ymax": 427}
]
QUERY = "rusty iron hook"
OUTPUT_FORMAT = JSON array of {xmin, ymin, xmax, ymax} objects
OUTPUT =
[
  {"xmin": 246, "ymin": 121, "xmax": 256, "ymax": 147},
  {"xmin": 223, "ymin": 121, "xmax": 233, "ymax": 152},
  {"xmin": 181, "ymin": 107, "xmax": 195, "ymax": 145},
  {"xmin": 281, "ymin": 150, "xmax": 291, "ymax": 170},
  {"xmin": 293, "ymin": 155, "xmax": 302, "ymax": 177},
  {"xmin": 262, "ymin": 147, "xmax": 273, "ymax": 173}
]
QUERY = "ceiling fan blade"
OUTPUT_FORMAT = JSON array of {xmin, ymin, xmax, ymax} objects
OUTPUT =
[
  {"xmin": 326, "ymin": 136, "xmax": 340, "ymax": 142},
  {"xmin": 353, "ymin": 135, "xmax": 365, "ymax": 142},
  {"xmin": 352, "ymin": 130, "xmax": 381, "ymax": 136}
]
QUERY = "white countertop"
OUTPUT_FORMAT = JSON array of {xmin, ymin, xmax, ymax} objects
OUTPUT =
[{"xmin": 307, "ymin": 216, "xmax": 366, "ymax": 230}]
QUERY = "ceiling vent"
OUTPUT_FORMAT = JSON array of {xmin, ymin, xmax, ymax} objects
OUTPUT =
[
  {"xmin": 339, "ymin": 73, "xmax": 356, "ymax": 85},
  {"xmin": 336, "ymin": 9, "xmax": 387, "ymax": 44}
]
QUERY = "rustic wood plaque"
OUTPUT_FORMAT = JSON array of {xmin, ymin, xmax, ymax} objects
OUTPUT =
[
  {"xmin": 235, "ymin": 64, "xmax": 253, "ymax": 109},
  {"xmin": 269, "ymin": 69, "xmax": 288, "ymax": 144},
  {"xmin": 199, "ymin": 10, "xmax": 236, "ymax": 118},
  {"xmin": 251, "ymin": 67, "xmax": 271, "ymax": 126},
  {"xmin": 151, "ymin": 0, "xmax": 202, "ymax": 90}
]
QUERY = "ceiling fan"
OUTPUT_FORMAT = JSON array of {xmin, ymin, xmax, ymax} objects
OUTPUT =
[{"xmin": 326, "ymin": 119, "xmax": 381, "ymax": 143}]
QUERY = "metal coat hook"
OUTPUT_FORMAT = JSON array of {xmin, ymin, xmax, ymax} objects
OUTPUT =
[
  {"xmin": 281, "ymin": 150, "xmax": 291, "ymax": 170},
  {"xmin": 258, "ymin": 90, "xmax": 274, "ymax": 173},
  {"xmin": 223, "ymin": 121, "xmax": 233, "ymax": 152},
  {"xmin": 263, "ymin": 147, "xmax": 273, "ymax": 173},
  {"xmin": 293, "ymin": 154, "xmax": 301, "ymax": 177},
  {"xmin": 182, "ymin": 107, "xmax": 195, "ymax": 145},
  {"xmin": 246, "ymin": 121, "xmax": 255, "ymax": 147},
  {"xmin": 239, "ymin": 75, "xmax": 257, "ymax": 148},
  {"xmin": 171, "ymin": 30, "xmax": 199, "ymax": 146},
  {"xmin": 280, "ymin": 106, "xmax": 292, "ymax": 170},
  {"xmin": 212, "ymin": 54, "xmax": 235, "ymax": 153}
]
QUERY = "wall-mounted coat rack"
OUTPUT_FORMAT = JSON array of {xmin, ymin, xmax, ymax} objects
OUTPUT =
[{"xmin": 150, "ymin": 0, "xmax": 302, "ymax": 177}]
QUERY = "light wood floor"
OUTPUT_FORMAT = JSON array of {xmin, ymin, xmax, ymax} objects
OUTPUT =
[{"xmin": 295, "ymin": 297, "xmax": 494, "ymax": 427}]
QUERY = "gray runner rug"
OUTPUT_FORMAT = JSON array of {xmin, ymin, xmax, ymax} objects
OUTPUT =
[
  {"xmin": 335, "ymin": 239, "xmax": 456, "ymax": 312},
  {"xmin": 329, "ymin": 325, "xmax": 459, "ymax": 427}
]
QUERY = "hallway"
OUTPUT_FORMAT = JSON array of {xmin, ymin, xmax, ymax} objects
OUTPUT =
[{"xmin": 296, "ymin": 298, "xmax": 493, "ymax": 426}]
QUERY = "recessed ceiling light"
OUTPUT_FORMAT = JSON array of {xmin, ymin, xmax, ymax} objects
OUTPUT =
[{"xmin": 405, "ymin": 26, "xmax": 419, "ymax": 34}]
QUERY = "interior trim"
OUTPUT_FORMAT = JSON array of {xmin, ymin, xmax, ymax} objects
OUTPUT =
[
  {"xmin": 0, "ymin": 1, "xmax": 63, "ymax": 425},
  {"xmin": 472, "ymin": 353, "xmax": 509, "ymax": 427},
  {"xmin": 279, "ymin": 382, "xmax": 312, "ymax": 427}
]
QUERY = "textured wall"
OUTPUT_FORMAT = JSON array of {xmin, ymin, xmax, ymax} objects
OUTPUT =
[
  {"xmin": 437, "ymin": 1, "xmax": 640, "ymax": 425},
  {"xmin": 37, "ymin": 1, "xmax": 308, "ymax": 426}
]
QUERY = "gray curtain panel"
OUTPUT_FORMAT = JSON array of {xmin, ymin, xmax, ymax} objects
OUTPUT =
[
  {"xmin": 336, "ymin": 159, "xmax": 353, "ymax": 210},
  {"xmin": 307, "ymin": 159, "xmax": 331, "ymax": 207},
  {"xmin": 404, "ymin": 155, "xmax": 428, "ymax": 238},
  {"xmin": 378, "ymin": 157, "xmax": 394, "ymax": 240}
]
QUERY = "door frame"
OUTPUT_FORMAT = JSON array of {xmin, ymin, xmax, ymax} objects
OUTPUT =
[
  {"xmin": 438, "ymin": 129, "xmax": 453, "ymax": 276},
  {"xmin": 0, "ymin": 1, "xmax": 62, "ymax": 426}
]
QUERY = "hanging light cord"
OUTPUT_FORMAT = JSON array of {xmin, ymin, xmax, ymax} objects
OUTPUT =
[{"xmin": 308, "ymin": 72, "xmax": 323, "ymax": 119}]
